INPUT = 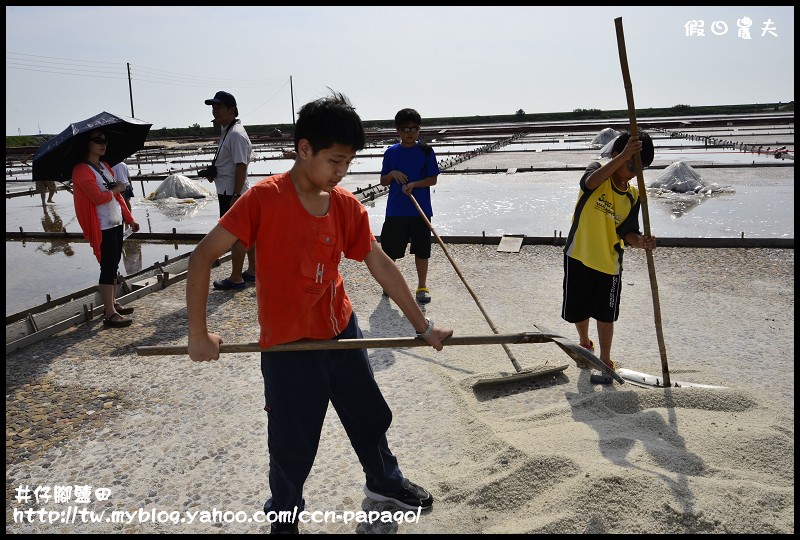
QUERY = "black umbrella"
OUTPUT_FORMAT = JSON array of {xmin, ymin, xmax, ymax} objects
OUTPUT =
[{"xmin": 32, "ymin": 111, "xmax": 152, "ymax": 182}]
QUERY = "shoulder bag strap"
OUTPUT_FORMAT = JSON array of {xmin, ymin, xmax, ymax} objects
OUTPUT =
[
  {"xmin": 211, "ymin": 120, "xmax": 238, "ymax": 165},
  {"xmin": 85, "ymin": 161, "xmax": 113, "ymax": 184}
]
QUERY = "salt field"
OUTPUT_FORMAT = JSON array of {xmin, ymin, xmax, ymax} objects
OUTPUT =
[{"xmin": 5, "ymin": 115, "xmax": 793, "ymax": 316}]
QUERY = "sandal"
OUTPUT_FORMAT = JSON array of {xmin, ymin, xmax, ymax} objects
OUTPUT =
[
  {"xmin": 103, "ymin": 313, "xmax": 132, "ymax": 328},
  {"xmin": 114, "ymin": 303, "xmax": 134, "ymax": 315},
  {"xmin": 242, "ymin": 270, "xmax": 256, "ymax": 282},
  {"xmin": 213, "ymin": 278, "xmax": 247, "ymax": 290}
]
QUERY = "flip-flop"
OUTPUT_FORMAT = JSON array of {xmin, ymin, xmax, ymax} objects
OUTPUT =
[{"xmin": 213, "ymin": 278, "xmax": 247, "ymax": 290}]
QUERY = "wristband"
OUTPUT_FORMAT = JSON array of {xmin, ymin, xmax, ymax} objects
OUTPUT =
[{"xmin": 415, "ymin": 318, "xmax": 434, "ymax": 339}]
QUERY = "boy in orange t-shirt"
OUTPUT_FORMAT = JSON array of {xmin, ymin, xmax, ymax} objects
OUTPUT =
[{"xmin": 186, "ymin": 91, "xmax": 453, "ymax": 533}]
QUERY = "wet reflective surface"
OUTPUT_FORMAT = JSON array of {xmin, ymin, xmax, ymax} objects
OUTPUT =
[{"xmin": 6, "ymin": 123, "xmax": 793, "ymax": 316}]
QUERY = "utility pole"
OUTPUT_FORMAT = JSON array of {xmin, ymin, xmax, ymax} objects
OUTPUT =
[
  {"xmin": 290, "ymin": 75, "xmax": 295, "ymax": 129},
  {"xmin": 127, "ymin": 63, "xmax": 135, "ymax": 117},
  {"xmin": 127, "ymin": 62, "xmax": 143, "ymax": 181}
]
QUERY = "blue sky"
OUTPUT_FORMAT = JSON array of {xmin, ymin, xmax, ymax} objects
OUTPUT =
[{"xmin": 5, "ymin": 6, "xmax": 794, "ymax": 136}]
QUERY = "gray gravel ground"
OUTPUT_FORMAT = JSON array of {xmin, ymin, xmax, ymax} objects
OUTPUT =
[{"xmin": 6, "ymin": 243, "xmax": 793, "ymax": 533}]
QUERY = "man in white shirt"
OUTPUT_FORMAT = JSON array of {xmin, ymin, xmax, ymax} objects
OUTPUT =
[{"xmin": 201, "ymin": 91, "xmax": 256, "ymax": 290}]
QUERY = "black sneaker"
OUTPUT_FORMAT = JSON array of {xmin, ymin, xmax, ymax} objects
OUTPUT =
[
  {"xmin": 264, "ymin": 498, "xmax": 303, "ymax": 534},
  {"xmin": 363, "ymin": 478, "xmax": 433, "ymax": 511},
  {"xmin": 270, "ymin": 521, "xmax": 299, "ymax": 534}
]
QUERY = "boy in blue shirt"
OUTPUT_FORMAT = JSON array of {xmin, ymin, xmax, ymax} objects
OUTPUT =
[{"xmin": 379, "ymin": 108, "xmax": 440, "ymax": 304}]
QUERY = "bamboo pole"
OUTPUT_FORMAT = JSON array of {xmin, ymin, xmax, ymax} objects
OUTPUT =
[
  {"xmin": 137, "ymin": 332, "xmax": 557, "ymax": 357},
  {"xmin": 614, "ymin": 17, "xmax": 671, "ymax": 386},
  {"xmin": 406, "ymin": 192, "xmax": 524, "ymax": 373}
]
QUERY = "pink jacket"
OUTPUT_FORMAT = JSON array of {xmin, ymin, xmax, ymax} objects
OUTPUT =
[{"xmin": 72, "ymin": 161, "xmax": 135, "ymax": 262}]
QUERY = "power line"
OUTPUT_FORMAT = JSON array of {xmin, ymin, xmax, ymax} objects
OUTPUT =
[
  {"xmin": 6, "ymin": 52, "xmax": 125, "ymax": 78},
  {"xmin": 7, "ymin": 51, "xmax": 295, "ymax": 129},
  {"xmin": 7, "ymin": 52, "xmax": 288, "ymax": 90},
  {"xmin": 129, "ymin": 63, "xmax": 286, "ymax": 86},
  {"xmin": 7, "ymin": 51, "xmax": 120, "ymax": 67}
]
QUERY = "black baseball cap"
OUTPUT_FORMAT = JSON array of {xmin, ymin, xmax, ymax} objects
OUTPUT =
[{"xmin": 205, "ymin": 91, "xmax": 237, "ymax": 107}]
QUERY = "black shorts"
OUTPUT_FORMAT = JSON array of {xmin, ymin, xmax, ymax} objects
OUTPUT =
[
  {"xmin": 379, "ymin": 216, "xmax": 432, "ymax": 259},
  {"xmin": 561, "ymin": 255, "xmax": 622, "ymax": 323}
]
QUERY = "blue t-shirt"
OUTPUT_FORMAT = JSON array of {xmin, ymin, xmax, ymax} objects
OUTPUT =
[{"xmin": 381, "ymin": 142, "xmax": 439, "ymax": 217}]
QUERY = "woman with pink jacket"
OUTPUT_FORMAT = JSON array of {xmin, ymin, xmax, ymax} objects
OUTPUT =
[{"xmin": 71, "ymin": 129, "xmax": 140, "ymax": 328}]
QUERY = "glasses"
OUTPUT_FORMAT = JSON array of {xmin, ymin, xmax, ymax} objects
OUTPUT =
[
  {"xmin": 90, "ymin": 137, "xmax": 108, "ymax": 144},
  {"xmin": 399, "ymin": 126, "xmax": 419, "ymax": 134}
]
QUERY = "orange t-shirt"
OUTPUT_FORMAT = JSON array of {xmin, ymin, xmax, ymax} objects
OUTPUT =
[{"xmin": 219, "ymin": 172, "xmax": 375, "ymax": 349}]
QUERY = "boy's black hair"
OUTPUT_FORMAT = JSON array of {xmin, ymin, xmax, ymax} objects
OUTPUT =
[
  {"xmin": 395, "ymin": 108, "xmax": 431, "ymax": 156},
  {"xmin": 394, "ymin": 108, "xmax": 422, "ymax": 126},
  {"xmin": 611, "ymin": 131, "xmax": 655, "ymax": 167},
  {"xmin": 294, "ymin": 90, "xmax": 365, "ymax": 154}
]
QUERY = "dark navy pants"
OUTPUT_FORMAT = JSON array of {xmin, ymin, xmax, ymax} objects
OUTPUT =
[{"xmin": 261, "ymin": 312, "xmax": 403, "ymax": 514}]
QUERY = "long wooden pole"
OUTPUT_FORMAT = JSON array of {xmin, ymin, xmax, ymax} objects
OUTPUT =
[
  {"xmin": 137, "ymin": 330, "xmax": 623, "ymax": 384},
  {"xmin": 137, "ymin": 332, "xmax": 558, "ymax": 357},
  {"xmin": 406, "ymin": 192, "xmax": 525, "ymax": 373},
  {"xmin": 614, "ymin": 17, "xmax": 671, "ymax": 386}
]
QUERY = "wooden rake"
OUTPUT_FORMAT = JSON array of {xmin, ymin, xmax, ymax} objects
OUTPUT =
[
  {"xmin": 404, "ymin": 192, "xmax": 622, "ymax": 386},
  {"xmin": 136, "ymin": 330, "xmax": 622, "ymax": 385}
]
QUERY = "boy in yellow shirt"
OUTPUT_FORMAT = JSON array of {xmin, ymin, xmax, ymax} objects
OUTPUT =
[{"xmin": 562, "ymin": 131, "xmax": 655, "ymax": 373}]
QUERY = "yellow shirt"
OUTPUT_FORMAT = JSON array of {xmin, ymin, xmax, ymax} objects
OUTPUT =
[{"xmin": 564, "ymin": 162, "xmax": 641, "ymax": 275}]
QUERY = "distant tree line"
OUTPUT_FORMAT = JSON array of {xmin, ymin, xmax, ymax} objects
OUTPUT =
[{"xmin": 6, "ymin": 101, "xmax": 793, "ymax": 148}]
